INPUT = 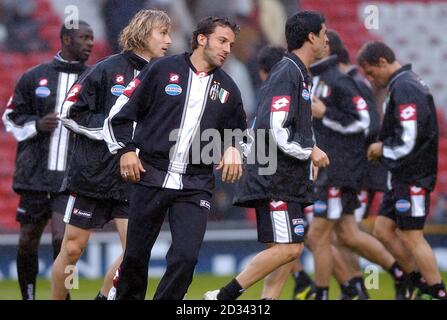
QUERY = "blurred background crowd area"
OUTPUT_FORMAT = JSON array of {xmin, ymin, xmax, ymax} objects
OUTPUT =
[{"xmin": 0, "ymin": 0, "xmax": 447, "ymax": 232}]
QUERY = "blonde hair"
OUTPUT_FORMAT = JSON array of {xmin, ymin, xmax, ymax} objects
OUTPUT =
[{"xmin": 119, "ymin": 9, "xmax": 171, "ymax": 52}]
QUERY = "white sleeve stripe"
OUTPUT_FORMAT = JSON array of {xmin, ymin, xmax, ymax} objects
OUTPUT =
[
  {"xmin": 383, "ymin": 121, "xmax": 417, "ymax": 160},
  {"xmin": 60, "ymin": 99, "xmax": 104, "ymax": 140},
  {"xmin": 270, "ymin": 111, "xmax": 313, "ymax": 160},
  {"xmin": 322, "ymin": 109, "xmax": 370, "ymax": 134},
  {"xmin": 2, "ymin": 109, "xmax": 37, "ymax": 141},
  {"xmin": 103, "ymin": 94, "xmax": 130, "ymax": 154},
  {"xmin": 61, "ymin": 118, "xmax": 104, "ymax": 140}
]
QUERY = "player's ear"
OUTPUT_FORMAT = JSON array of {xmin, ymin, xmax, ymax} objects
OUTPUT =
[
  {"xmin": 197, "ymin": 34, "xmax": 208, "ymax": 48},
  {"xmin": 378, "ymin": 57, "xmax": 388, "ymax": 68},
  {"xmin": 62, "ymin": 34, "xmax": 72, "ymax": 47}
]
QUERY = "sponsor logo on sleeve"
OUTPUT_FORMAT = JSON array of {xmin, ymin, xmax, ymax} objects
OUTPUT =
[
  {"xmin": 353, "ymin": 96, "xmax": 368, "ymax": 111},
  {"xmin": 65, "ymin": 84, "xmax": 82, "ymax": 102},
  {"xmin": 123, "ymin": 78, "xmax": 141, "ymax": 97},
  {"xmin": 270, "ymin": 96, "xmax": 291, "ymax": 112},
  {"xmin": 165, "ymin": 83, "xmax": 182, "ymax": 96},
  {"xmin": 399, "ymin": 104, "xmax": 417, "ymax": 121}
]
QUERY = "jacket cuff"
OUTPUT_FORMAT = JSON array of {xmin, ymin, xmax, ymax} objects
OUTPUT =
[{"xmin": 118, "ymin": 144, "xmax": 136, "ymax": 158}]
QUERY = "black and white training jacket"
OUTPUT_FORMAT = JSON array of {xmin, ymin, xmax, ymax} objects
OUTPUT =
[
  {"xmin": 2, "ymin": 53, "xmax": 87, "ymax": 194},
  {"xmin": 60, "ymin": 52, "xmax": 149, "ymax": 201},
  {"xmin": 104, "ymin": 53, "xmax": 247, "ymax": 194},
  {"xmin": 380, "ymin": 64, "xmax": 438, "ymax": 191}
]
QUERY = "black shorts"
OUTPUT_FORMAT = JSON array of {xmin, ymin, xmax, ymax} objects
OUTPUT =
[
  {"xmin": 378, "ymin": 185, "xmax": 429, "ymax": 230},
  {"xmin": 16, "ymin": 191, "xmax": 69, "ymax": 225},
  {"xmin": 313, "ymin": 186, "xmax": 360, "ymax": 220},
  {"xmin": 256, "ymin": 200, "xmax": 306, "ymax": 244},
  {"xmin": 63, "ymin": 193, "xmax": 129, "ymax": 230}
]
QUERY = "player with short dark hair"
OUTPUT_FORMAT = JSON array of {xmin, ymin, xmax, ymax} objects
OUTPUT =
[
  {"xmin": 257, "ymin": 45, "xmax": 287, "ymax": 82},
  {"xmin": 359, "ymin": 41, "xmax": 446, "ymax": 300},
  {"xmin": 204, "ymin": 10, "xmax": 330, "ymax": 300},
  {"xmin": 50, "ymin": 10, "xmax": 172, "ymax": 300},
  {"xmin": 104, "ymin": 16, "xmax": 246, "ymax": 300},
  {"xmin": 1, "ymin": 20, "xmax": 93, "ymax": 300},
  {"xmin": 307, "ymin": 31, "xmax": 409, "ymax": 300}
]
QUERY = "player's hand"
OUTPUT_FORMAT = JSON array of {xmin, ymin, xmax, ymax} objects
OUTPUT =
[
  {"xmin": 37, "ymin": 112, "xmax": 59, "ymax": 132},
  {"xmin": 311, "ymin": 96, "xmax": 327, "ymax": 119},
  {"xmin": 367, "ymin": 142, "xmax": 383, "ymax": 161},
  {"xmin": 120, "ymin": 151, "xmax": 146, "ymax": 183},
  {"xmin": 310, "ymin": 145, "xmax": 330, "ymax": 168},
  {"xmin": 216, "ymin": 146, "xmax": 243, "ymax": 183}
]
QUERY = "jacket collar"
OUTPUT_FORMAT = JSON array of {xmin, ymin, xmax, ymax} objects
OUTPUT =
[
  {"xmin": 387, "ymin": 64, "xmax": 412, "ymax": 90},
  {"xmin": 52, "ymin": 51, "xmax": 87, "ymax": 73},
  {"xmin": 124, "ymin": 51, "xmax": 150, "ymax": 70},
  {"xmin": 284, "ymin": 52, "xmax": 310, "ymax": 83},
  {"xmin": 184, "ymin": 52, "xmax": 218, "ymax": 76}
]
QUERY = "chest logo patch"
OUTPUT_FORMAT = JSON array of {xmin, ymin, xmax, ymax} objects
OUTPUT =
[
  {"xmin": 35, "ymin": 86, "xmax": 51, "ymax": 98},
  {"xmin": 111, "ymin": 85, "xmax": 126, "ymax": 96},
  {"xmin": 218, "ymin": 88, "xmax": 229, "ymax": 103},
  {"xmin": 165, "ymin": 83, "xmax": 182, "ymax": 96},
  {"xmin": 210, "ymin": 84, "xmax": 220, "ymax": 101},
  {"xmin": 115, "ymin": 74, "xmax": 125, "ymax": 84},
  {"xmin": 169, "ymin": 73, "xmax": 180, "ymax": 83},
  {"xmin": 302, "ymin": 88, "xmax": 310, "ymax": 101}
]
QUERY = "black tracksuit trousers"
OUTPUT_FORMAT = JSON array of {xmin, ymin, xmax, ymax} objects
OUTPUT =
[{"xmin": 115, "ymin": 184, "xmax": 211, "ymax": 300}]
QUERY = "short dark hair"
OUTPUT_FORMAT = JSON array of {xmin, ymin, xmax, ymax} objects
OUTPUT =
[
  {"xmin": 327, "ymin": 29, "xmax": 350, "ymax": 64},
  {"xmin": 257, "ymin": 45, "xmax": 286, "ymax": 74},
  {"xmin": 60, "ymin": 20, "xmax": 90, "ymax": 42},
  {"xmin": 285, "ymin": 11, "xmax": 325, "ymax": 51},
  {"xmin": 191, "ymin": 16, "xmax": 240, "ymax": 50},
  {"xmin": 357, "ymin": 41, "xmax": 396, "ymax": 66}
]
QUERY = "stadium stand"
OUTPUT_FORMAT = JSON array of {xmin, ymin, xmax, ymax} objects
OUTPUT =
[
  {"xmin": 0, "ymin": 0, "xmax": 446, "ymax": 230},
  {"xmin": 0, "ymin": 0, "xmax": 110, "ymax": 231}
]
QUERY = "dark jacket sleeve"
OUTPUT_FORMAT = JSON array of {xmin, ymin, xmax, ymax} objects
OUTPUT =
[
  {"xmin": 103, "ymin": 65, "xmax": 153, "ymax": 155},
  {"xmin": 381, "ymin": 82, "xmax": 425, "ymax": 163},
  {"xmin": 2, "ymin": 71, "xmax": 40, "ymax": 141},
  {"xmin": 60, "ymin": 66, "xmax": 106, "ymax": 140},
  {"xmin": 322, "ymin": 77, "xmax": 370, "ymax": 135},
  {"xmin": 267, "ymin": 64, "xmax": 314, "ymax": 160}
]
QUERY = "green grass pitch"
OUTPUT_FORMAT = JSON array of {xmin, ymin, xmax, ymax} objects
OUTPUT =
[{"xmin": 1, "ymin": 272, "xmax": 446, "ymax": 300}]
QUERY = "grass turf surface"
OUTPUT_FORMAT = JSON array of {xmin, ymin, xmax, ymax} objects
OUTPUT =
[{"xmin": 2, "ymin": 272, "xmax": 446, "ymax": 300}]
